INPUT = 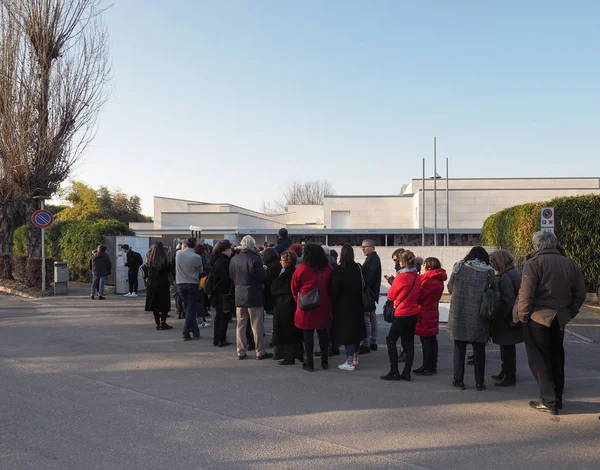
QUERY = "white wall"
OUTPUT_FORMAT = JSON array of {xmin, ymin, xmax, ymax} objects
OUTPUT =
[
  {"xmin": 324, "ymin": 196, "xmax": 413, "ymax": 229},
  {"xmin": 287, "ymin": 205, "xmax": 324, "ymax": 225}
]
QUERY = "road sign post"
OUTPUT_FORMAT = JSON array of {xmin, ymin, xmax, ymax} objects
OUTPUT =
[
  {"xmin": 540, "ymin": 207, "xmax": 555, "ymax": 233},
  {"xmin": 31, "ymin": 206, "xmax": 54, "ymax": 291}
]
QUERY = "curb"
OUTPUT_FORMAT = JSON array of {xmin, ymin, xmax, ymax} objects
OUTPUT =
[{"xmin": 0, "ymin": 285, "xmax": 40, "ymax": 300}]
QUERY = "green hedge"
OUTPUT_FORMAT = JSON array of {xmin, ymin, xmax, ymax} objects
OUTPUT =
[
  {"xmin": 12, "ymin": 219, "xmax": 132, "ymax": 281},
  {"xmin": 481, "ymin": 194, "xmax": 600, "ymax": 291}
]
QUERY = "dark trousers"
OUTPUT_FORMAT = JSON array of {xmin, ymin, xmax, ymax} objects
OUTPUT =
[
  {"xmin": 152, "ymin": 311, "xmax": 168, "ymax": 326},
  {"xmin": 420, "ymin": 335, "xmax": 438, "ymax": 370},
  {"xmin": 178, "ymin": 283, "xmax": 200, "ymax": 337},
  {"xmin": 454, "ymin": 340, "xmax": 486, "ymax": 384},
  {"xmin": 213, "ymin": 307, "xmax": 230, "ymax": 343},
  {"xmin": 195, "ymin": 291, "xmax": 205, "ymax": 320},
  {"xmin": 387, "ymin": 315, "xmax": 418, "ymax": 371},
  {"xmin": 499, "ymin": 345, "xmax": 517, "ymax": 380},
  {"xmin": 128, "ymin": 268, "xmax": 139, "ymax": 293},
  {"xmin": 303, "ymin": 329, "xmax": 329, "ymax": 366},
  {"xmin": 523, "ymin": 318, "xmax": 564, "ymax": 406}
]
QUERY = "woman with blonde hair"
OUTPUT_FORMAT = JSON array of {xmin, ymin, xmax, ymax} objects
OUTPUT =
[
  {"xmin": 489, "ymin": 249, "xmax": 523, "ymax": 387},
  {"xmin": 381, "ymin": 250, "xmax": 420, "ymax": 382}
]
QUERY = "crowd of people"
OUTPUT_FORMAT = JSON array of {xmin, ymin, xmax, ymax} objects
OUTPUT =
[{"xmin": 91, "ymin": 227, "xmax": 587, "ymax": 416}]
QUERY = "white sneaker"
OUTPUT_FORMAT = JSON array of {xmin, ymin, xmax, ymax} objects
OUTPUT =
[
  {"xmin": 338, "ymin": 362, "xmax": 356, "ymax": 371},
  {"xmin": 129, "ymin": 293, "xmax": 138, "ymax": 298},
  {"xmin": 199, "ymin": 321, "xmax": 211, "ymax": 328},
  {"xmin": 123, "ymin": 292, "xmax": 132, "ymax": 297}
]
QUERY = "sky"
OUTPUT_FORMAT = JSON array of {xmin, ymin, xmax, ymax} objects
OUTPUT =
[{"xmin": 72, "ymin": 0, "xmax": 600, "ymax": 216}]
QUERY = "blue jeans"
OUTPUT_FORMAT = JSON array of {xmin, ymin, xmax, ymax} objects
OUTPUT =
[
  {"xmin": 178, "ymin": 283, "xmax": 200, "ymax": 337},
  {"xmin": 91, "ymin": 276, "xmax": 106, "ymax": 296},
  {"xmin": 361, "ymin": 310, "xmax": 378, "ymax": 346},
  {"xmin": 345, "ymin": 343, "xmax": 360, "ymax": 357}
]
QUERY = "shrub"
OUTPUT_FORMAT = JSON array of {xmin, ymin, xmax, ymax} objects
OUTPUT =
[
  {"xmin": 25, "ymin": 258, "xmax": 55, "ymax": 289},
  {"xmin": 12, "ymin": 225, "xmax": 27, "ymax": 255},
  {"xmin": 0, "ymin": 254, "xmax": 13, "ymax": 280},
  {"xmin": 481, "ymin": 194, "xmax": 600, "ymax": 291},
  {"xmin": 58, "ymin": 219, "xmax": 132, "ymax": 280},
  {"xmin": 13, "ymin": 255, "xmax": 28, "ymax": 282}
]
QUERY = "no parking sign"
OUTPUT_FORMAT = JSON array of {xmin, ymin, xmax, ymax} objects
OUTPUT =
[
  {"xmin": 31, "ymin": 209, "xmax": 54, "ymax": 229},
  {"xmin": 540, "ymin": 207, "xmax": 554, "ymax": 233}
]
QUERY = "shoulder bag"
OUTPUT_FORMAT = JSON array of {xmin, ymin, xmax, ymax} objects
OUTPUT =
[
  {"xmin": 298, "ymin": 271, "xmax": 322, "ymax": 311},
  {"xmin": 358, "ymin": 264, "xmax": 376, "ymax": 312},
  {"xmin": 384, "ymin": 273, "xmax": 417, "ymax": 323}
]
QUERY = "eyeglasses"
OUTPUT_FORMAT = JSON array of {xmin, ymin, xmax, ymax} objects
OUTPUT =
[{"xmin": 361, "ymin": 246, "xmax": 370, "ymax": 249}]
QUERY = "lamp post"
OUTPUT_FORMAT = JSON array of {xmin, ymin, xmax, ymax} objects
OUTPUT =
[{"xmin": 33, "ymin": 195, "xmax": 49, "ymax": 291}]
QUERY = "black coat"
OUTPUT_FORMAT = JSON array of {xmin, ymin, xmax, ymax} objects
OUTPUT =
[
  {"xmin": 271, "ymin": 266, "xmax": 302, "ymax": 345},
  {"xmin": 362, "ymin": 251, "xmax": 382, "ymax": 300},
  {"xmin": 331, "ymin": 262, "xmax": 367, "ymax": 345},
  {"xmin": 145, "ymin": 263, "xmax": 172, "ymax": 313},
  {"xmin": 264, "ymin": 261, "xmax": 282, "ymax": 314},
  {"xmin": 229, "ymin": 249, "xmax": 267, "ymax": 308},
  {"xmin": 490, "ymin": 265, "xmax": 523, "ymax": 346},
  {"xmin": 126, "ymin": 250, "xmax": 143, "ymax": 270},
  {"xmin": 91, "ymin": 252, "xmax": 112, "ymax": 277},
  {"xmin": 208, "ymin": 254, "xmax": 232, "ymax": 310},
  {"xmin": 274, "ymin": 237, "xmax": 292, "ymax": 255}
]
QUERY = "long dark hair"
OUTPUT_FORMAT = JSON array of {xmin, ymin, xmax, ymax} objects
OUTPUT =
[
  {"xmin": 302, "ymin": 243, "xmax": 328, "ymax": 270},
  {"xmin": 464, "ymin": 246, "xmax": 490, "ymax": 265},
  {"xmin": 339, "ymin": 244, "xmax": 355, "ymax": 267},
  {"xmin": 147, "ymin": 242, "xmax": 168, "ymax": 269},
  {"xmin": 210, "ymin": 240, "xmax": 232, "ymax": 265},
  {"xmin": 262, "ymin": 247, "xmax": 279, "ymax": 266}
]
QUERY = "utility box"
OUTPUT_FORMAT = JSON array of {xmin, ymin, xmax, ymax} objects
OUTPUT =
[
  {"xmin": 104, "ymin": 236, "xmax": 150, "ymax": 294},
  {"xmin": 54, "ymin": 262, "xmax": 69, "ymax": 295}
]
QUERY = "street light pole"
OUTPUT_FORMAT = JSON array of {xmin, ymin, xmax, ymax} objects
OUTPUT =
[
  {"xmin": 433, "ymin": 137, "xmax": 437, "ymax": 246},
  {"xmin": 33, "ymin": 195, "xmax": 48, "ymax": 291}
]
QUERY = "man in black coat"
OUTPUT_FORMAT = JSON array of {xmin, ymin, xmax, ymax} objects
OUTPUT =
[
  {"xmin": 359, "ymin": 239, "xmax": 382, "ymax": 354},
  {"xmin": 91, "ymin": 245, "xmax": 111, "ymax": 300},
  {"xmin": 274, "ymin": 228, "xmax": 292, "ymax": 255},
  {"xmin": 229, "ymin": 235, "xmax": 272, "ymax": 360},
  {"xmin": 122, "ymin": 244, "xmax": 143, "ymax": 297}
]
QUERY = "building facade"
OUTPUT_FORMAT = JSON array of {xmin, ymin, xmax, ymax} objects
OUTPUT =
[{"xmin": 130, "ymin": 177, "xmax": 600, "ymax": 248}]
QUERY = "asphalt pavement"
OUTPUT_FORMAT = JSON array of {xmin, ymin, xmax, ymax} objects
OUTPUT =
[{"xmin": 1, "ymin": 287, "xmax": 599, "ymax": 470}]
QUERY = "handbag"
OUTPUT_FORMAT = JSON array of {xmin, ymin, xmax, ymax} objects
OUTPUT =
[
  {"xmin": 479, "ymin": 272, "xmax": 500, "ymax": 322},
  {"xmin": 358, "ymin": 264, "xmax": 376, "ymax": 312},
  {"xmin": 298, "ymin": 271, "xmax": 322, "ymax": 310},
  {"xmin": 384, "ymin": 273, "xmax": 417, "ymax": 323},
  {"xmin": 222, "ymin": 283, "xmax": 235, "ymax": 314}
]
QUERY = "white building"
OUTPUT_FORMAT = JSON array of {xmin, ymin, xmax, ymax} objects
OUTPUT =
[{"xmin": 130, "ymin": 177, "xmax": 600, "ymax": 247}]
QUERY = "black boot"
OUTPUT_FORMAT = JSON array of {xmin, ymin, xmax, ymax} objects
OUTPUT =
[
  {"xmin": 495, "ymin": 376, "xmax": 516, "ymax": 387},
  {"xmin": 399, "ymin": 367, "xmax": 411, "ymax": 381},
  {"xmin": 381, "ymin": 337, "xmax": 400, "ymax": 380},
  {"xmin": 491, "ymin": 370, "xmax": 505, "ymax": 381}
]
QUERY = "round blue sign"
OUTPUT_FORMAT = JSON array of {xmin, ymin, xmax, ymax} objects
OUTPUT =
[{"xmin": 542, "ymin": 209, "xmax": 553, "ymax": 219}]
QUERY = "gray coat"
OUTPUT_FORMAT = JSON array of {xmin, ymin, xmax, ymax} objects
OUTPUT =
[
  {"xmin": 229, "ymin": 249, "xmax": 267, "ymax": 308},
  {"xmin": 490, "ymin": 265, "xmax": 523, "ymax": 346},
  {"xmin": 448, "ymin": 261, "xmax": 496, "ymax": 344}
]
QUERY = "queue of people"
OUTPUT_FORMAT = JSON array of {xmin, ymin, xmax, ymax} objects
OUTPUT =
[{"xmin": 119, "ymin": 227, "xmax": 586, "ymax": 416}]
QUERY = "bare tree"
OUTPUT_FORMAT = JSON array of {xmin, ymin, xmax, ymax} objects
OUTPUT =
[
  {"xmin": 0, "ymin": 0, "xmax": 110, "ymax": 256},
  {"xmin": 262, "ymin": 180, "xmax": 334, "ymax": 213}
]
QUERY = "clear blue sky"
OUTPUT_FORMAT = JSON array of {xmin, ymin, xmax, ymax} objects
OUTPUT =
[{"xmin": 74, "ymin": 0, "xmax": 600, "ymax": 216}]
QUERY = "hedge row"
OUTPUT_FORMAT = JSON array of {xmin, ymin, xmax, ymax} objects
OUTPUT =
[
  {"xmin": 9, "ymin": 255, "xmax": 55, "ymax": 288},
  {"xmin": 481, "ymin": 194, "xmax": 600, "ymax": 292},
  {"xmin": 0, "ymin": 254, "xmax": 13, "ymax": 280},
  {"xmin": 12, "ymin": 219, "xmax": 132, "ymax": 281}
]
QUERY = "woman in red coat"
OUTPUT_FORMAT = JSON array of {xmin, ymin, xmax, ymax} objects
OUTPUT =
[
  {"xmin": 413, "ymin": 258, "xmax": 447, "ymax": 376},
  {"xmin": 382, "ymin": 250, "xmax": 421, "ymax": 382},
  {"xmin": 291, "ymin": 244, "xmax": 334, "ymax": 372}
]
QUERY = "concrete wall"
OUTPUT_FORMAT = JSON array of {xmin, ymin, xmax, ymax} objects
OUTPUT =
[
  {"xmin": 287, "ymin": 205, "xmax": 324, "ymax": 224},
  {"xmin": 324, "ymin": 196, "xmax": 413, "ymax": 229}
]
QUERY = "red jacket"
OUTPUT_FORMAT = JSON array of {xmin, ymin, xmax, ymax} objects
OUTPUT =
[
  {"xmin": 416, "ymin": 268, "xmax": 447, "ymax": 336},
  {"xmin": 292, "ymin": 263, "xmax": 334, "ymax": 330},
  {"xmin": 388, "ymin": 271, "xmax": 420, "ymax": 317}
]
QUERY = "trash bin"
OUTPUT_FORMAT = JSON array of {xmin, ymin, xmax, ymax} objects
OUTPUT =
[{"xmin": 54, "ymin": 262, "xmax": 69, "ymax": 295}]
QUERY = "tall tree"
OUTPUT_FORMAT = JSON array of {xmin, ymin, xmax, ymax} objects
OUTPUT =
[
  {"xmin": 0, "ymin": 0, "xmax": 110, "ymax": 256},
  {"xmin": 262, "ymin": 180, "xmax": 335, "ymax": 213}
]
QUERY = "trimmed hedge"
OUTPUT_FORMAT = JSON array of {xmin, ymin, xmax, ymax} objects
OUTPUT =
[
  {"xmin": 12, "ymin": 218, "xmax": 132, "ymax": 281},
  {"xmin": 13, "ymin": 255, "xmax": 28, "ymax": 282},
  {"xmin": 26, "ymin": 257, "xmax": 55, "ymax": 289},
  {"xmin": 481, "ymin": 194, "xmax": 600, "ymax": 291}
]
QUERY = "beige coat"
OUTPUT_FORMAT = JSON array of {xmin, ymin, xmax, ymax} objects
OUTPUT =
[{"xmin": 516, "ymin": 248, "xmax": 586, "ymax": 328}]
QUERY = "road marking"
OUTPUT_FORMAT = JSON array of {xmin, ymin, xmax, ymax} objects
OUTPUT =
[{"xmin": 565, "ymin": 328, "xmax": 594, "ymax": 344}]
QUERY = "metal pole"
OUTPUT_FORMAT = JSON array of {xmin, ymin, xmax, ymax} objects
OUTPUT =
[
  {"xmin": 433, "ymin": 137, "xmax": 437, "ymax": 246},
  {"xmin": 422, "ymin": 158, "xmax": 425, "ymax": 245},
  {"xmin": 446, "ymin": 157, "xmax": 450, "ymax": 246},
  {"xmin": 41, "ymin": 199, "xmax": 46, "ymax": 291}
]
